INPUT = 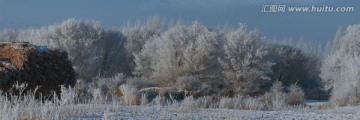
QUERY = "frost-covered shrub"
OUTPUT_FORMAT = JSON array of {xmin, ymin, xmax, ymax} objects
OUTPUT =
[
  {"xmin": 262, "ymin": 81, "xmax": 305, "ymax": 110},
  {"xmin": 263, "ymin": 81, "xmax": 287, "ymax": 110},
  {"xmin": 87, "ymin": 73, "xmax": 126, "ymax": 102},
  {"xmin": 286, "ymin": 84, "xmax": 305, "ymax": 106},
  {"xmin": 218, "ymin": 24, "xmax": 273, "ymax": 96}
]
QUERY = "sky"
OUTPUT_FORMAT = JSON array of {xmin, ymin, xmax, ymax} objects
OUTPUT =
[{"xmin": 0, "ymin": 0, "xmax": 359, "ymax": 45}]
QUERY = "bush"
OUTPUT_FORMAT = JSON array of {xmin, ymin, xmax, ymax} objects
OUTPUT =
[
  {"xmin": 98, "ymin": 73, "xmax": 126, "ymax": 100},
  {"xmin": 263, "ymin": 81, "xmax": 287, "ymax": 110},
  {"xmin": 80, "ymin": 73, "xmax": 126, "ymax": 103},
  {"xmin": 286, "ymin": 84, "xmax": 305, "ymax": 106},
  {"xmin": 262, "ymin": 81, "xmax": 305, "ymax": 110}
]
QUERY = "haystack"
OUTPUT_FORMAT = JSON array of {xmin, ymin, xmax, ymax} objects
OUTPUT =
[{"xmin": 0, "ymin": 42, "xmax": 76, "ymax": 97}]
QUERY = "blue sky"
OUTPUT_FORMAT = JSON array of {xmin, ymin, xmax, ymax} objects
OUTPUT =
[{"xmin": 0, "ymin": 0, "xmax": 359, "ymax": 45}]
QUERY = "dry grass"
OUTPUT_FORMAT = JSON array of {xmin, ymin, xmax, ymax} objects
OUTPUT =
[
  {"xmin": 0, "ymin": 83, "xmax": 81, "ymax": 120},
  {"xmin": 287, "ymin": 84, "xmax": 305, "ymax": 106},
  {"xmin": 0, "ymin": 81, "xmax": 330, "ymax": 120},
  {"xmin": 119, "ymin": 84, "xmax": 138, "ymax": 105}
]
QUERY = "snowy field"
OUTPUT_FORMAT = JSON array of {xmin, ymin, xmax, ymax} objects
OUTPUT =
[{"xmin": 67, "ymin": 101, "xmax": 360, "ymax": 120}]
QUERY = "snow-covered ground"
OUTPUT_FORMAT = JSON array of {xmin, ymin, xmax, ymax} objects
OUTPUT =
[{"xmin": 67, "ymin": 102, "xmax": 360, "ymax": 120}]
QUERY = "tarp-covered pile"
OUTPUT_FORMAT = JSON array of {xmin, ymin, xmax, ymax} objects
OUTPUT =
[{"xmin": 0, "ymin": 42, "xmax": 76, "ymax": 97}]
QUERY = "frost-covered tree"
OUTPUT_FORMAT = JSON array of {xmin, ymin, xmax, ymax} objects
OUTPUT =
[
  {"xmin": 123, "ymin": 17, "xmax": 169, "ymax": 72},
  {"xmin": 3, "ymin": 19, "xmax": 131, "ymax": 80},
  {"xmin": 337, "ymin": 24, "xmax": 360, "ymax": 55},
  {"xmin": 0, "ymin": 29, "xmax": 18, "ymax": 42},
  {"xmin": 269, "ymin": 44, "xmax": 325, "ymax": 99},
  {"xmin": 0, "ymin": 27, "xmax": 54, "ymax": 46},
  {"xmin": 321, "ymin": 52, "xmax": 360, "ymax": 106},
  {"xmin": 15, "ymin": 27, "xmax": 56, "ymax": 46},
  {"xmin": 331, "ymin": 26, "xmax": 343, "ymax": 53},
  {"xmin": 134, "ymin": 21, "xmax": 220, "ymax": 86},
  {"xmin": 0, "ymin": 19, "xmax": 106, "ymax": 80},
  {"xmin": 46, "ymin": 19, "xmax": 105, "ymax": 80},
  {"xmin": 321, "ymin": 24, "xmax": 360, "ymax": 106},
  {"xmin": 100, "ymin": 30, "xmax": 130, "ymax": 77},
  {"xmin": 218, "ymin": 24, "xmax": 273, "ymax": 96}
]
